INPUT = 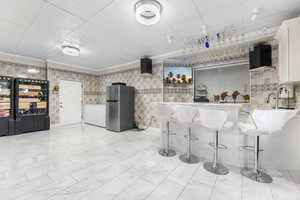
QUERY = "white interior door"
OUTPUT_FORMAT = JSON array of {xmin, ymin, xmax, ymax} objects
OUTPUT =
[{"xmin": 59, "ymin": 80, "xmax": 82, "ymax": 125}]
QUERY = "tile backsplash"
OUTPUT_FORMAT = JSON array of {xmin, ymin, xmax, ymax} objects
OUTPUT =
[
  {"xmin": 47, "ymin": 68, "xmax": 100, "ymax": 124},
  {"xmin": 0, "ymin": 61, "xmax": 100, "ymax": 125},
  {"xmin": 98, "ymin": 63, "xmax": 163, "ymax": 128},
  {"xmin": 1, "ymin": 41, "xmax": 300, "ymax": 127}
]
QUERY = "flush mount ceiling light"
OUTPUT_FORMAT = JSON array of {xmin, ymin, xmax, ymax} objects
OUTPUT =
[
  {"xmin": 27, "ymin": 68, "xmax": 40, "ymax": 74},
  {"xmin": 202, "ymin": 25, "xmax": 207, "ymax": 35},
  {"xmin": 61, "ymin": 42, "xmax": 80, "ymax": 56},
  {"xmin": 251, "ymin": 8, "xmax": 259, "ymax": 21},
  {"xmin": 166, "ymin": 34, "xmax": 173, "ymax": 44},
  {"xmin": 135, "ymin": 0, "xmax": 162, "ymax": 26}
]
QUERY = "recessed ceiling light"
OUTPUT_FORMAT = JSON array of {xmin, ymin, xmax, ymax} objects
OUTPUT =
[
  {"xmin": 135, "ymin": 0, "xmax": 162, "ymax": 26},
  {"xmin": 166, "ymin": 34, "xmax": 173, "ymax": 44},
  {"xmin": 61, "ymin": 42, "xmax": 80, "ymax": 56},
  {"xmin": 251, "ymin": 8, "xmax": 259, "ymax": 21},
  {"xmin": 202, "ymin": 25, "xmax": 207, "ymax": 35},
  {"xmin": 27, "ymin": 68, "xmax": 40, "ymax": 74}
]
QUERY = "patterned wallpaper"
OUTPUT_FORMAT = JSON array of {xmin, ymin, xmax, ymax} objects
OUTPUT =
[
  {"xmin": 98, "ymin": 62, "xmax": 197, "ymax": 128},
  {"xmin": 0, "ymin": 61, "xmax": 46, "ymax": 79},
  {"xmin": 249, "ymin": 45, "xmax": 300, "ymax": 110},
  {"xmin": 1, "ymin": 40, "xmax": 300, "ymax": 127},
  {"xmin": 98, "ymin": 63, "xmax": 163, "ymax": 128},
  {"xmin": 0, "ymin": 61, "xmax": 100, "ymax": 125},
  {"xmin": 98, "ymin": 42, "xmax": 300, "ymax": 128},
  {"xmin": 47, "ymin": 68, "xmax": 100, "ymax": 124}
]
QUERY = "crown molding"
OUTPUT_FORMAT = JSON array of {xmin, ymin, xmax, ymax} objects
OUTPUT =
[
  {"xmin": 0, "ymin": 51, "xmax": 46, "ymax": 67},
  {"xmin": 46, "ymin": 60, "xmax": 99, "ymax": 75},
  {"xmin": 0, "ymin": 27, "xmax": 278, "ymax": 76},
  {"xmin": 0, "ymin": 51, "xmax": 100, "ymax": 75},
  {"xmin": 97, "ymin": 49, "xmax": 183, "ymax": 75}
]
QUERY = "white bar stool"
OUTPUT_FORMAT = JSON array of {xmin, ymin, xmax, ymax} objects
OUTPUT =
[
  {"xmin": 238, "ymin": 109, "xmax": 297, "ymax": 183},
  {"xmin": 154, "ymin": 104, "xmax": 176, "ymax": 157},
  {"xmin": 198, "ymin": 108, "xmax": 232, "ymax": 175},
  {"xmin": 173, "ymin": 105, "xmax": 199, "ymax": 164}
]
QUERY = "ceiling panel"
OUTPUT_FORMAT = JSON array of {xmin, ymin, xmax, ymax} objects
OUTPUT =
[
  {"xmin": 0, "ymin": 0, "xmax": 46, "ymax": 27},
  {"xmin": 45, "ymin": 0, "xmax": 114, "ymax": 20},
  {"xmin": 0, "ymin": 0, "xmax": 299, "ymax": 69},
  {"xmin": 15, "ymin": 3, "xmax": 83, "ymax": 59},
  {"xmin": 0, "ymin": 20, "xmax": 25, "ymax": 53}
]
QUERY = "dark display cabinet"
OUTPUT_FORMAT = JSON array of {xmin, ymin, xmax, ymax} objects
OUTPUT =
[
  {"xmin": 0, "ymin": 76, "xmax": 14, "ymax": 136},
  {"xmin": 13, "ymin": 78, "xmax": 50, "ymax": 134}
]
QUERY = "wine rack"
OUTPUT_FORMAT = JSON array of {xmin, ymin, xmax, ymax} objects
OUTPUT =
[
  {"xmin": 0, "ymin": 76, "xmax": 14, "ymax": 136},
  {"xmin": 14, "ymin": 78, "xmax": 50, "ymax": 134}
]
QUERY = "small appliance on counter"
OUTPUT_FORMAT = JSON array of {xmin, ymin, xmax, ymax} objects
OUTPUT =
[
  {"xmin": 278, "ymin": 86, "xmax": 296, "ymax": 109},
  {"xmin": 0, "ymin": 76, "xmax": 14, "ymax": 136},
  {"xmin": 194, "ymin": 84, "xmax": 209, "ymax": 102},
  {"xmin": 106, "ymin": 83, "xmax": 135, "ymax": 132}
]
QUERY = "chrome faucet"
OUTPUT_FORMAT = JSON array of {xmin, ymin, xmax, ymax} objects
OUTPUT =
[{"xmin": 266, "ymin": 92, "xmax": 276, "ymax": 104}]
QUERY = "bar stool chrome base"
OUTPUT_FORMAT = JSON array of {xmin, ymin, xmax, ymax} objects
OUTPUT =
[
  {"xmin": 241, "ymin": 168, "xmax": 273, "ymax": 183},
  {"xmin": 203, "ymin": 162, "xmax": 229, "ymax": 175},
  {"xmin": 179, "ymin": 154, "xmax": 200, "ymax": 164},
  {"xmin": 159, "ymin": 149, "xmax": 176, "ymax": 157}
]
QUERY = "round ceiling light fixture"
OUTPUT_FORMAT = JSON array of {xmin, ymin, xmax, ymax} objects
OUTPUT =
[
  {"xmin": 61, "ymin": 42, "xmax": 80, "ymax": 56},
  {"xmin": 27, "ymin": 68, "xmax": 40, "ymax": 74},
  {"xmin": 135, "ymin": 0, "xmax": 162, "ymax": 26},
  {"xmin": 251, "ymin": 8, "xmax": 259, "ymax": 21}
]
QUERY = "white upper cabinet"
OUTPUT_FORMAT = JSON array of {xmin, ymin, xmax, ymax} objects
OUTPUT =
[{"xmin": 275, "ymin": 17, "xmax": 300, "ymax": 84}]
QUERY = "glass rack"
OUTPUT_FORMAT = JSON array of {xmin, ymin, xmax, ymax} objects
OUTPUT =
[
  {"xmin": 0, "ymin": 79, "xmax": 11, "ymax": 118},
  {"xmin": 17, "ymin": 83, "xmax": 48, "ymax": 116}
]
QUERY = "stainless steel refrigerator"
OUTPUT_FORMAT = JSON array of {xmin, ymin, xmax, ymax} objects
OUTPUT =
[{"xmin": 106, "ymin": 85, "xmax": 135, "ymax": 132}]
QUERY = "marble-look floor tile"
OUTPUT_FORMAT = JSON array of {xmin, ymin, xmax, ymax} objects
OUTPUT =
[
  {"xmin": 268, "ymin": 170, "xmax": 300, "ymax": 200},
  {"xmin": 145, "ymin": 178, "xmax": 186, "ymax": 200},
  {"xmin": 114, "ymin": 178, "xmax": 156, "ymax": 200},
  {"xmin": 242, "ymin": 175, "xmax": 273, "ymax": 200},
  {"xmin": 177, "ymin": 182, "xmax": 213, "ymax": 200},
  {"xmin": 0, "ymin": 124, "xmax": 299, "ymax": 200}
]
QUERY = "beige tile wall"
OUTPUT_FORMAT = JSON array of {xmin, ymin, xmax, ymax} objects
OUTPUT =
[
  {"xmin": 98, "ymin": 63, "xmax": 163, "ymax": 128},
  {"xmin": 47, "ymin": 68, "xmax": 100, "ymax": 124},
  {"xmin": 1, "ymin": 41, "xmax": 299, "ymax": 127},
  {"xmin": 0, "ymin": 61, "xmax": 100, "ymax": 125},
  {"xmin": 98, "ymin": 63, "xmax": 196, "ymax": 128},
  {"xmin": 249, "ymin": 45, "xmax": 299, "ymax": 109},
  {"xmin": 0, "ymin": 61, "xmax": 46, "ymax": 79}
]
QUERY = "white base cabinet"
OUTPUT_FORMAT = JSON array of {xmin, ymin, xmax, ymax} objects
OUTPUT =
[
  {"xmin": 84, "ymin": 104, "xmax": 106, "ymax": 127},
  {"xmin": 276, "ymin": 16, "xmax": 300, "ymax": 84}
]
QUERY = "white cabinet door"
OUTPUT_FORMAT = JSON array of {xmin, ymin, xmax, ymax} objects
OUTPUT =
[
  {"xmin": 276, "ymin": 23, "xmax": 289, "ymax": 84},
  {"xmin": 288, "ymin": 18, "xmax": 300, "ymax": 82}
]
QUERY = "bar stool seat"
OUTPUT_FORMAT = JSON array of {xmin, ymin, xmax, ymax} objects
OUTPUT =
[
  {"xmin": 197, "ymin": 108, "xmax": 230, "ymax": 175},
  {"xmin": 154, "ymin": 103, "xmax": 176, "ymax": 157},
  {"xmin": 238, "ymin": 109, "xmax": 297, "ymax": 183},
  {"xmin": 173, "ymin": 105, "xmax": 199, "ymax": 164}
]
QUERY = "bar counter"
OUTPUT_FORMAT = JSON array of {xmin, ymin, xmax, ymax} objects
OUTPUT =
[{"xmin": 153, "ymin": 102, "xmax": 300, "ymax": 170}]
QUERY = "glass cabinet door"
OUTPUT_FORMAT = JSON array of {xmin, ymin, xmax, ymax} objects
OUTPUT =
[
  {"xmin": 18, "ymin": 83, "xmax": 48, "ymax": 116},
  {"xmin": 0, "ymin": 78, "xmax": 11, "ymax": 118}
]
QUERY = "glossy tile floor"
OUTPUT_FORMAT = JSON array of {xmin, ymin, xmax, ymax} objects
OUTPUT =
[{"xmin": 0, "ymin": 124, "xmax": 300, "ymax": 200}]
